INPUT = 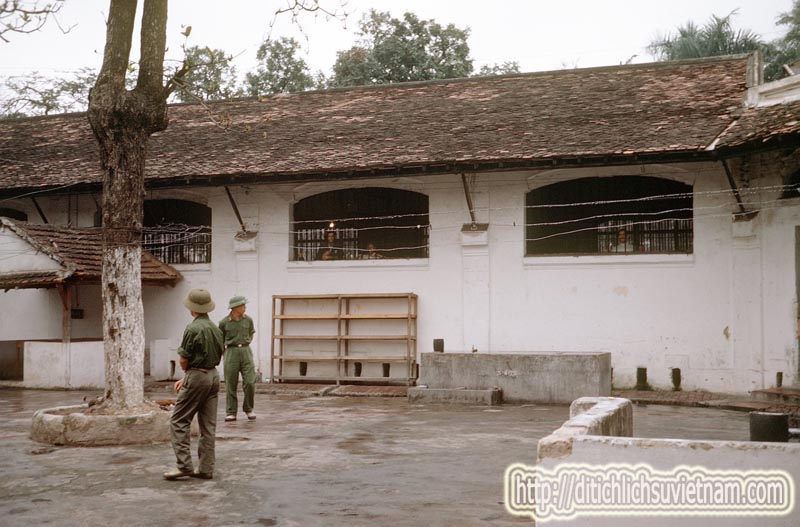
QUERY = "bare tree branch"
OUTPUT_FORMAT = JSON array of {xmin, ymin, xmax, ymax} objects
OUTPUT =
[{"xmin": 0, "ymin": 0, "xmax": 69, "ymax": 43}]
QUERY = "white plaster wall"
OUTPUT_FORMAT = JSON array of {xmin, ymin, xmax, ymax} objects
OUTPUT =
[
  {"xmin": 3, "ymin": 161, "xmax": 798, "ymax": 393},
  {"xmin": 22, "ymin": 340, "xmax": 104, "ymax": 389},
  {"xmin": 761, "ymin": 200, "xmax": 800, "ymax": 387},
  {"xmin": 67, "ymin": 340, "xmax": 104, "ymax": 388},
  {"xmin": 23, "ymin": 341, "xmax": 67, "ymax": 388},
  {"xmin": 0, "ymin": 225, "xmax": 62, "ymax": 273},
  {"xmin": 488, "ymin": 163, "xmax": 787, "ymax": 393}
]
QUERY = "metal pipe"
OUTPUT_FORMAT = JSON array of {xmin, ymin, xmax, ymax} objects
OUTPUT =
[
  {"xmin": 461, "ymin": 173, "xmax": 476, "ymax": 224},
  {"xmin": 30, "ymin": 197, "xmax": 48, "ymax": 224},
  {"xmin": 224, "ymin": 186, "xmax": 247, "ymax": 232},
  {"xmin": 720, "ymin": 159, "xmax": 749, "ymax": 217}
]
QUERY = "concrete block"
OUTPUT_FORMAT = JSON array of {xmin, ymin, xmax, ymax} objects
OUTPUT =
[
  {"xmin": 407, "ymin": 387, "xmax": 502, "ymax": 405},
  {"xmin": 419, "ymin": 352, "xmax": 611, "ymax": 403}
]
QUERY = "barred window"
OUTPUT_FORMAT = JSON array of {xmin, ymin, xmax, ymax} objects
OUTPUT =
[
  {"xmin": 526, "ymin": 176, "xmax": 693, "ymax": 256},
  {"xmin": 143, "ymin": 199, "xmax": 211, "ymax": 264},
  {"xmin": 292, "ymin": 188, "xmax": 429, "ymax": 261}
]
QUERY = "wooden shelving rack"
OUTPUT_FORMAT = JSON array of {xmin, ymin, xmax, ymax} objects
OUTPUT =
[{"xmin": 270, "ymin": 293, "xmax": 418, "ymax": 385}]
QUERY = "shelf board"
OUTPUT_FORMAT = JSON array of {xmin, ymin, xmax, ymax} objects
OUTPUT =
[
  {"xmin": 339, "ymin": 356, "xmax": 411, "ymax": 362},
  {"xmin": 275, "ymin": 375, "xmax": 414, "ymax": 384},
  {"xmin": 341, "ymin": 335, "xmax": 416, "ymax": 341},
  {"xmin": 274, "ymin": 335, "xmax": 340, "ymax": 340},
  {"xmin": 274, "ymin": 355, "xmax": 339, "ymax": 362},
  {"xmin": 273, "ymin": 335, "xmax": 415, "ymax": 341},
  {"xmin": 275, "ymin": 315, "xmax": 340, "ymax": 320},
  {"xmin": 274, "ymin": 314, "xmax": 416, "ymax": 320},
  {"xmin": 275, "ymin": 355, "xmax": 411, "ymax": 362},
  {"xmin": 274, "ymin": 293, "xmax": 417, "ymax": 300},
  {"xmin": 341, "ymin": 314, "xmax": 416, "ymax": 320}
]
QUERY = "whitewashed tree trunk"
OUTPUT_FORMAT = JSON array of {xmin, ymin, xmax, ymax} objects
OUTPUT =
[{"xmin": 102, "ymin": 245, "xmax": 145, "ymax": 408}]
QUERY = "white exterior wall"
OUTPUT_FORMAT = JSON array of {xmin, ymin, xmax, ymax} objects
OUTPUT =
[
  {"xmin": 1, "ymin": 160, "xmax": 798, "ymax": 393},
  {"xmin": 22, "ymin": 340, "xmax": 104, "ymax": 389}
]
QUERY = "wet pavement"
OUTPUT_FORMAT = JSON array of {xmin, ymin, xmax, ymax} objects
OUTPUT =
[{"xmin": 0, "ymin": 388, "xmax": 750, "ymax": 527}]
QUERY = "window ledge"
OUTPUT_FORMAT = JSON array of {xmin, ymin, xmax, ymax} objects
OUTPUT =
[
  {"xmin": 172, "ymin": 263, "xmax": 212, "ymax": 273},
  {"xmin": 523, "ymin": 253, "xmax": 694, "ymax": 269},
  {"xmin": 287, "ymin": 259, "xmax": 429, "ymax": 272}
]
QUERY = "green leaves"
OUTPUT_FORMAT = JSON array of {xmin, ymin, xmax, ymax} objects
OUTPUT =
[
  {"xmin": 175, "ymin": 45, "xmax": 241, "ymax": 102},
  {"xmin": 647, "ymin": 10, "xmax": 763, "ymax": 61},
  {"xmin": 329, "ymin": 10, "xmax": 474, "ymax": 87},
  {"xmin": 245, "ymin": 37, "xmax": 315, "ymax": 96},
  {"xmin": 648, "ymin": 3, "xmax": 800, "ymax": 81}
]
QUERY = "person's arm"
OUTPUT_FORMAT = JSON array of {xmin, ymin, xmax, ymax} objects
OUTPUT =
[
  {"xmin": 249, "ymin": 317, "xmax": 255, "ymax": 343},
  {"xmin": 174, "ymin": 328, "xmax": 194, "ymax": 392},
  {"xmin": 218, "ymin": 318, "xmax": 228, "ymax": 356}
]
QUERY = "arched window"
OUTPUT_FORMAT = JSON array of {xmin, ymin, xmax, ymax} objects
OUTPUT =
[
  {"xmin": 0, "ymin": 208, "xmax": 28, "ymax": 222},
  {"xmin": 143, "ymin": 199, "xmax": 211, "ymax": 264},
  {"xmin": 293, "ymin": 188, "xmax": 429, "ymax": 261},
  {"xmin": 526, "ymin": 176, "xmax": 693, "ymax": 256}
]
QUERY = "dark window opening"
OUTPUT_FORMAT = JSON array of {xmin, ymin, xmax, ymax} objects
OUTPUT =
[
  {"xmin": 526, "ymin": 176, "xmax": 693, "ymax": 256},
  {"xmin": 143, "ymin": 199, "xmax": 211, "ymax": 264},
  {"xmin": 781, "ymin": 169, "xmax": 800, "ymax": 199},
  {"xmin": 293, "ymin": 188, "xmax": 429, "ymax": 261},
  {"xmin": 0, "ymin": 208, "xmax": 28, "ymax": 222}
]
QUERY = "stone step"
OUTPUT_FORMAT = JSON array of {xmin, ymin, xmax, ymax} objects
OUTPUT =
[{"xmin": 751, "ymin": 387, "xmax": 800, "ymax": 405}]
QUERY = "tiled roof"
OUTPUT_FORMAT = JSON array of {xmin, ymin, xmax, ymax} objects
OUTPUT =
[
  {"xmin": 715, "ymin": 99, "xmax": 800, "ymax": 149},
  {"xmin": 0, "ymin": 219, "xmax": 181, "ymax": 288},
  {"xmin": 0, "ymin": 271, "xmax": 68, "ymax": 290},
  {"xmin": 0, "ymin": 55, "xmax": 766, "ymax": 193}
]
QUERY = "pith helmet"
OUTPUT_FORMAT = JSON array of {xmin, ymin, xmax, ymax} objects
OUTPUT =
[
  {"xmin": 183, "ymin": 288, "xmax": 215, "ymax": 313},
  {"xmin": 228, "ymin": 295, "xmax": 248, "ymax": 309}
]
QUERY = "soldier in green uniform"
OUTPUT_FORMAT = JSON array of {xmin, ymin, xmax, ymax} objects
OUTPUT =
[
  {"xmin": 164, "ymin": 288, "xmax": 224, "ymax": 481},
  {"xmin": 219, "ymin": 295, "xmax": 257, "ymax": 421}
]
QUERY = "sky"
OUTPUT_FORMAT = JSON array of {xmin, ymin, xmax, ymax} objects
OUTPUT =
[{"xmin": 0, "ymin": 0, "xmax": 794, "ymax": 81}]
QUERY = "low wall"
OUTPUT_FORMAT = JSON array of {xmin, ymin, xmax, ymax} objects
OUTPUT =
[
  {"xmin": 151, "ymin": 338, "xmax": 224, "ymax": 381},
  {"xmin": 419, "ymin": 352, "xmax": 611, "ymax": 403},
  {"xmin": 537, "ymin": 396, "xmax": 632, "ymax": 460},
  {"xmin": 529, "ymin": 397, "xmax": 800, "ymax": 526},
  {"xmin": 23, "ymin": 340, "xmax": 104, "ymax": 389}
]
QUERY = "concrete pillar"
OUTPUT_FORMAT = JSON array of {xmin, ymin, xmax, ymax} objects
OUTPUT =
[
  {"xmin": 461, "ymin": 223, "xmax": 490, "ymax": 353},
  {"xmin": 730, "ymin": 218, "xmax": 765, "ymax": 391},
  {"xmin": 233, "ymin": 231, "xmax": 261, "ymax": 381}
]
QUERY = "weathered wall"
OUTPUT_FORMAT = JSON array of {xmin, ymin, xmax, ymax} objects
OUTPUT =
[
  {"xmin": 420, "ymin": 352, "xmax": 612, "ymax": 403},
  {"xmin": 2, "ymin": 159, "xmax": 798, "ymax": 393},
  {"xmin": 23, "ymin": 340, "xmax": 104, "ymax": 389}
]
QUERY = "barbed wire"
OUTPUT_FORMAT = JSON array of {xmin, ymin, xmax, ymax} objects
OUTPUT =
[{"xmin": 1, "ymin": 196, "xmax": 797, "ymax": 263}]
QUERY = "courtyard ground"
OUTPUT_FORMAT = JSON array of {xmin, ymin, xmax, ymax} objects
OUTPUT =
[{"xmin": 0, "ymin": 388, "xmax": 750, "ymax": 527}]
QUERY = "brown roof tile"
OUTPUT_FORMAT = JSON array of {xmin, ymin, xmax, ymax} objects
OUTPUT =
[
  {"xmin": 0, "ymin": 220, "xmax": 180, "ymax": 288},
  {"xmin": 0, "ymin": 271, "xmax": 68, "ymax": 290},
  {"xmin": 716, "ymin": 99, "xmax": 800, "ymax": 149},
  {"xmin": 0, "ymin": 56, "xmax": 755, "ymax": 193}
]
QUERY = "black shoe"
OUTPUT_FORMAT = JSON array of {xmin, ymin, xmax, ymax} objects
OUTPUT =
[
  {"xmin": 163, "ymin": 469, "xmax": 193, "ymax": 481},
  {"xmin": 190, "ymin": 470, "xmax": 213, "ymax": 480}
]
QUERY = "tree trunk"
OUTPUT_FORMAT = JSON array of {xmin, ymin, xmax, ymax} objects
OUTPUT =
[
  {"xmin": 87, "ymin": 0, "xmax": 170, "ymax": 411},
  {"xmin": 97, "ymin": 130, "xmax": 148, "ymax": 410}
]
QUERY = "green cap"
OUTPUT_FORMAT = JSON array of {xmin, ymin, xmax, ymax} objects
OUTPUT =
[{"xmin": 228, "ymin": 295, "xmax": 248, "ymax": 309}]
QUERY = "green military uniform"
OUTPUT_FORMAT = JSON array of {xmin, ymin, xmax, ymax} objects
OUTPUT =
[
  {"xmin": 219, "ymin": 313, "xmax": 256, "ymax": 417},
  {"xmin": 169, "ymin": 292, "xmax": 224, "ymax": 479}
]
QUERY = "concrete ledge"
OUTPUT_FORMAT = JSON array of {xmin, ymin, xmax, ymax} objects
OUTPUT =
[
  {"xmin": 537, "ymin": 397, "xmax": 632, "ymax": 460},
  {"xmin": 31, "ymin": 404, "xmax": 172, "ymax": 446},
  {"xmin": 419, "ymin": 352, "xmax": 610, "ymax": 403},
  {"xmin": 408, "ymin": 387, "xmax": 503, "ymax": 405}
]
